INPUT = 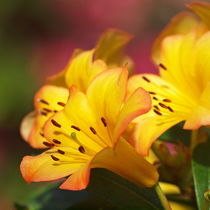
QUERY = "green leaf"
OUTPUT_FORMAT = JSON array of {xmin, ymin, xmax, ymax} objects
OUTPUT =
[
  {"xmin": 87, "ymin": 168, "xmax": 166, "ymax": 210},
  {"xmin": 192, "ymin": 141, "xmax": 210, "ymax": 210},
  {"xmin": 159, "ymin": 123, "xmax": 191, "ymax": 146},
  {"xmin": 15, "ymin": 183, "xmax": 89, "ymax": 210}
]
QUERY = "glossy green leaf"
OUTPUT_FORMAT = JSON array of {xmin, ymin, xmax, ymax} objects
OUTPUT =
[
  {"xmin": 87, "ymin": 168, "xmax": 166, "ymax": 210},
  {"xmin": 15, "ymin": 183, "xmax": 89, "ymax": 210},
  {"xmin": 192, "ymin": 141, "xmax": 210, "ymax": 210}
]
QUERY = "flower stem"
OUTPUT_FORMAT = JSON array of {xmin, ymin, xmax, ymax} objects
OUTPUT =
[
  {"xmin": 155, "ymin": 184, "xmax": 172, "ymax": 210},
  {"xmin": 190, "ymin": 130, "xmax": 199, "ymax": 153}
]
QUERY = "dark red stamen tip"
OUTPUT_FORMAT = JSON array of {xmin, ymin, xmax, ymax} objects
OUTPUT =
[
  {"xmin": 51, "ymin": 119, "xmax": 61, "ymax": 128},
  {"xmin": 43, "ymin": 141, "xmax": 54, "ymax": 147},
  {"xmin": 142, "ymin": 76, "xmax": 151, "ymax": 83},
  {"xmin": 57, "ymin": 102, "xmax": 66, "ymax": 107},
  {"xmin": 153, "ymin": 109, "xmax": 162, "ymax": 116},
  {"xmin": 57, "ymin": 149, "xmax": 65, "ymax": 155},
  {"xmin": 101, "ymin": 117, "xmax": 107, "ymax": 127},
  {"xmin": 39, "ymin": 99, "xmax": 49, "ymax": 105},
  {"xmin": 78, "ymin": 146, "xmax": 85, "ymax": 154},
  {"xmin": 40, "ymin": 111, "xmax": 47, "ymax": 116},
  {"xmin": 90, "ymin": 127, "xmax": 97, "ymax": 134},
  {"xmin": 53, "ymin": 139, "xmax": 61, "ymax": 144},
  {"xmin": 159, "ymin": 63, "xmax": 167, "ymax": 70},
  {"xmin": 159, "ymin": 103, "xmax": 168, "ymax": 109},
  {"xmin": 40, "ymin": 132, "xmax": 44, "ymax": 137},
  {"xmin": 163, "ymin": 99, "xmax": 171, "ymax": 103},
  {"xmin": 43, "ymin": 108, "xmax": 52, "ymax": 113},
  {"xmin": 71, "ymin": 125, "xmax": 81, "ymax": 131},
  {"xmin": 153, "ymin": 97, "xmax": 158, "ymax": 101},
  {"xmin": 168, "ymin": 106, "xmax": 174, "ymax": 112},
  {"xmin": 149, "ymin": 91, "xmax": 156, "ymax": 95},
  {"xmin": 153, "ymin": 105, "xmax": 160, "ymax": 110},
  {"xmin": 51, "ymin": 155, "xmax": 60, "ymax": 161}
]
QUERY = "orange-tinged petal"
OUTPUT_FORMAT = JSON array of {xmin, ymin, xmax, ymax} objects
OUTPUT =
[
  {"xmin": 65, "ymin": 50, "xmax": 107, "ymax": 92},
  {"xmin": 188, "ymin": 2, "xmax": 210, "ymax": 28},
  {"xmin": 92, "ymin": 138, "xmax": 159, "ymax": 187},
  {"xmin": 113, "ymin": 88, "xmax": 151, "ymax": 142},
  {"xmin": 20, "ymin": 150, "xmax": 82, "ymax": 183},
  {"xmin": 87, "ymin": 68, "xmax": 128, "ymax": 132},
  {"xmin": 60, "ymin": 163, "xmax": 91, "ymax": 191},
  {"xmin": 184, "ymin": 82, "xmax": 210, "ymax": 129},
  {"xmin": 26, "ymin": 85, "xmax": 68, "ymax": 148},
  {"xmin": 152, "ymin": 11, "xmax": 205, "ymax": 63}
]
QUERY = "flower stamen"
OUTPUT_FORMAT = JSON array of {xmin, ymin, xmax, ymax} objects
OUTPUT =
[
  {"xmin": 90, "ymin": 127, "xmax": 97, "ymax": 134},
  {"xmin": 53, "ymin": 139, "xmax": 61, "ymax": 144},
  {"xmin": 57, "ymin": 102, "xmax": 66, "ymax": 107},
  {"xmin": 71, "ymin": 125, "xmax": 81, "ymax": 131},
  {"xmin": 43, "ymin": 141, "xmax": 54, "ymax": 147},
  {"xmin": 39, "ymin": 99, "xmax": 49, "ymax": 105},
  {"xmin": 51, "ymin": 119, "xmax": 61, "ymax": 128},
  {"xmin": 153, "ymin": 109, "xmax": 162, "ymax": 116},
  {"xmin": 159, "ymin": 63, "xmax": 167, "ymax": 70},
  {"xmin": 78, "ymin": 146, "xmax": 85, "ymax": 154},
  {"xmin": 51, "ymin": 155, "xmax": 60, "ymax": 161},
  {"xmin": 142, "ymin": 76, "xmax": 151, "ymax": 83},
  {"xmin": 101, "ymin": 117, "xmax": 107, "ymax": 127},
  {"xmin": 57, "ymin": 149, "xmax": 65, "ymax": 155}
]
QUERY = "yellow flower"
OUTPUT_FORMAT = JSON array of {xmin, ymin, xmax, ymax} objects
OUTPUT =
[
  {"xmin": 21, "ymin": 29, "xmax": 133, "ymax": 148},
  {"xmin": 128, "ymin": 3, "xmax": 210, "ymax": 156},
  {"xmin": 20, "ymin": 68, "xmax": 158, "ymax": 190},
  {"xmin": 152, "ymin": 1, "xmax": 210, "ymax": 63}
]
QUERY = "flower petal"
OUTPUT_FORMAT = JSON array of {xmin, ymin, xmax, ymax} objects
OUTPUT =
[
  {"xmin": 134, "ymin": 113, "xmax": 182, "ymax": 156},
  {"xmin": 92, "ymin": 138, "xmax": 159, "ymax": 187},
  {"xmin": 152, "ymin": 11, "xmax": 205, "ymax": 63},
  {"xmin": 95, "ymin": 29, "xmax": 133, "ymax": 67},
  {"xmin": 20, "ymin": 150, "xmax": 82, "ymax": 183},
  {"xmin": 188, "ymin": 2, "xmax": 210, "ymax": 28},
  {"xmin": 62, "ymin": 86, "xmax": 109, "ymax": 148},
  {"xmin": 184, "ymin": 82, "xmax": 210, "ymax": 129},
  {"xmin": 194, "ymin": 31, "xmax": 210, "ymax": 90},
  {"xmin": 65, "ymin": 50, "xmax": 107, "ymax": 92},
  {"xmin": 113, "ymin": 88, "xmax": 151, "ymax": 142},
  {"xmin": 59, "ymin": 163, "xmax": 91, "ymax": 191},
  {"xmin": 87, "ymin": 68, "xmax": 128, "ymax": 132},
  {"xmin": 26, "ymin": 85, "xmax": 68, "ymax": 148},
  {"xmin": 20, "ymin": 111, "xmax": 35, "ymax": 142},
  {"xmin": 128, "ymin": 74, "xmax": 188, "ymax": 155},
  {"xmin": 44, "ymin": 106, "xmax": 103, "ymax": 152},
  {"xmin": 159, "ymin": 33, "xmax": 201, "ymax": 99}
]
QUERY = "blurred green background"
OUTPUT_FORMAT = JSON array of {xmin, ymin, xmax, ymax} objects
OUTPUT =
[{"xmin": 0, "ymin": 0, "xmax": 208, "ymax": 209}]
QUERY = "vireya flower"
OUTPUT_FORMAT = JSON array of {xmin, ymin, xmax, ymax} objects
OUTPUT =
[
  {"xmin": 20, "ymin": 68, "xmax": 158, "ymax": 190},
  {"xmin": 128, "ymin": 27, "xmax": 210, "ymax": 155},
  {"xmin": 21, "ymin": 29, "xmax": 132, "ymax": 148}
]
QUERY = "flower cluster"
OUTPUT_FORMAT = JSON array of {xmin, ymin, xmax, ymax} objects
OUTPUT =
[{"xmin": 20, "ymin": 2, "xmax": 210, "ymax": 202}]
